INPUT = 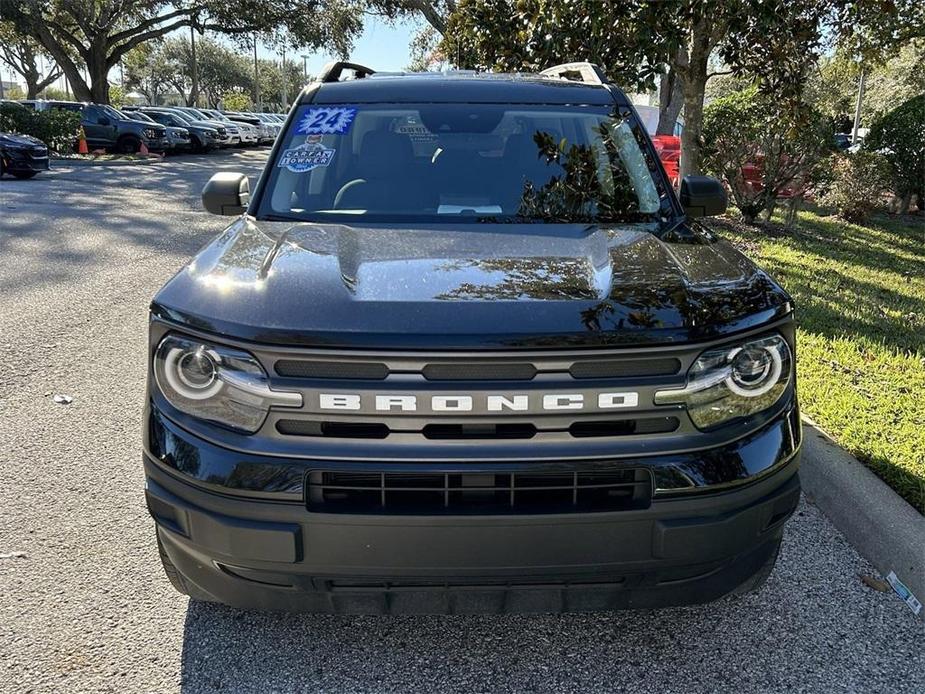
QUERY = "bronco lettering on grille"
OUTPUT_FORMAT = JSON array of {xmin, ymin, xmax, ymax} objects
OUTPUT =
[{"xmin": 316, "ymin": 392, "xmax": 639, "ymax": 413}]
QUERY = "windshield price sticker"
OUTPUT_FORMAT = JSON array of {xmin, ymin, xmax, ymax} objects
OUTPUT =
[
  {"xmin": 278, "ymin": 143, "xmax": 336, "ymax": 173},
  {"xmin": 296, "ymin": 107, "xmax": 357, "ymax": 135}
]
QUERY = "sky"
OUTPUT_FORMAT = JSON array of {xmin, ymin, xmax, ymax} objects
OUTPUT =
[{"xmin": 275, "ymin": 17, "xmax": 422, "ymax": 76}]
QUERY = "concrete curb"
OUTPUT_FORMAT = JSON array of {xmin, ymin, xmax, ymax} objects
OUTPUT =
[
  {"xmin": 50, "ymin": 156, "xmax": 163, "ymax": 168},
  {"xmin": 800, "ymin": 419, "xmax": 924, "ymax": 617}
]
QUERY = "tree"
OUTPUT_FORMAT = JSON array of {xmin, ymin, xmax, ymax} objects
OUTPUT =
[
  {"xmin": 1, "ymin": 1, "xmax": 364, "ymax": 104},
  {"xmin": 369, "ymin": 1, "xmax": 457, "ymax": 35},
  {"xmin": 807, "ymin": 39, "xmax": 925, "ymax": 131},
  {"xmin": 0, "ymin": 20, "xmax": 62, "ymax": 98},
  {"xmin": 123, "ymin": 41, "xmax": 171, "ymax": 105},
  {"xmin": 865, "ymin": 94, "xmax": 925, "ymax": 214},
  {"xmin": 702, "ymin": 86, "xmax": 835, "ymax": 223},
  {"xmin": 441, "ymin": 0, "xmax": 833, "ymax": 179}
]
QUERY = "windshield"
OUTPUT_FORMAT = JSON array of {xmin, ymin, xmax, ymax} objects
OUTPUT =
[
  {"xmin": 257, "ymin": 103, "xmax": 666, "ymax": 224},
  {"xmin": 165, "ymin": 110, "xmax": 192, "ymax": 125},
  {"xmin": 102, "ymin": 105, "xmax": 125, "ymax": 121}
]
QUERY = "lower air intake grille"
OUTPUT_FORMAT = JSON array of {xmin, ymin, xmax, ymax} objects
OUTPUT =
[{"xmin": 306, "ymin": 469, "xmax": 652, "ymax": 515}]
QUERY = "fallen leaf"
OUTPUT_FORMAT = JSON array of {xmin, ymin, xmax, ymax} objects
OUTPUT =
[{"xmin": 859, "ymin": 574, "xmax": 890, "ymax": 592}]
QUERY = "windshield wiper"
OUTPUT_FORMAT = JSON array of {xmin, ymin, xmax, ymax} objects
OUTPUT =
[{"xmin": 258, "ymin": 214, "xmax": 303, "ymax": 223}]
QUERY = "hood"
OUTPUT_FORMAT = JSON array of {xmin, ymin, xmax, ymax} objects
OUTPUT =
[
  {"xmin": 153, "ymin": 219, "xmax": 791, "ymax": 349},
  {"xmin": 188, "ymin": 119, "xmax": 224, "ymax": 130},
  {"xmin": 166, "ymin": 126, "xmax": 188, "ymax": 137},
  {"xmin": 0, "ymin": 131, "xmax": 45, "ymax": 148}
]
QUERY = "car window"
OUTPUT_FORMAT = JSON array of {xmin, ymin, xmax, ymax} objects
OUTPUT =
[
  {"xmin": 102, "ymin": 105, "xmax": 123, "ymax": 121},
  {"xmin": 83, "ymin": 105, "xmax": 104, "ymax": 123},
  {"xmin": 166, "ymin": 111, "xmax": 191, "ymax": 125},
  {"xmin": 258, "ymin": 103, "xmax": 666, "ymax": 225}
]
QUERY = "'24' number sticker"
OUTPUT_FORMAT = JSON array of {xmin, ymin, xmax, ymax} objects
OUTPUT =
[{"xmin": 296, "ymin": 107, "xmax": 357, "ymax": 135}]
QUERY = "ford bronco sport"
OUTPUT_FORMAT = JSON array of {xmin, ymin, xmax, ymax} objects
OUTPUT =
[{"xmin": 144, "ymin": 62, "xmax": 801, "ymax": 614}]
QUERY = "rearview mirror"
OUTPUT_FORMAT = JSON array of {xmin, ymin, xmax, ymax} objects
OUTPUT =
[
  {"xmin": 202, "ymin": 172, "xmax": 250, "ymax": 216},
  {"xmin": 680, "ymin": 175, "xmax": 727, "ymax": 218}
]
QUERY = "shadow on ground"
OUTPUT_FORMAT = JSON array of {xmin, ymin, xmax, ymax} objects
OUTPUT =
[{"xmin": 177, "ymin": 500, "xmax": 924, "ymax": 694}]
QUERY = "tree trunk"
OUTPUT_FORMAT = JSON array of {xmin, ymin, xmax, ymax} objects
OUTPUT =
[
  {"xmin": 678, "ymin": 20, "xmax": 712, "ymax": 179},
  {"xmin": 899, "ymin": 192, "xmax": 912, "ymax": 215},
  {"xmin": 87, "ymin": 45, "xmax": 111, "ymax": 103},
  {"xmin": 656, "ymin": 49, "xmax": 685, "ymax": 136},
  {"xmin": 785, "ymin": 195, "xmax": 801, "ymax": 228}
]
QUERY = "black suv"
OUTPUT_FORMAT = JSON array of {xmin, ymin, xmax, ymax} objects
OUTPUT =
[
  {"xmin": 145, "ymin": 62, "xmax": 801, "ymax": 614},
  {"xmin": 21, "ymin": 100, "xmax": 168, "ymax": 153}
]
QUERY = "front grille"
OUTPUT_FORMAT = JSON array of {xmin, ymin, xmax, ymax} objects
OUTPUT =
[
  {"xmin": 306, "ymin": 469, "xmax": 652, "ymax": 515},
  {"xmin": 258, "ymin": 345, "xmax": 702, "ymax": 449},
  {"xmin": 276, "ymin": 415, "xmax": 679, "ymax": 440},
  {"xmin": 422, "ymin": 363, "xmax": 537, "ymax": 381},
  {"xmin": 570, "ymin": 358, "xmax": 681, "ymax": 378},
  {"xmin": 276, "ymin": 359, "xmax": 389, "ymax": 380}
]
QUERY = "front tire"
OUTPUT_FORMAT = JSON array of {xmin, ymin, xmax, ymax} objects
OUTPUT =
[{"xmin": 117, "ymin": 136, "xmax": 141, "ymax": 154}]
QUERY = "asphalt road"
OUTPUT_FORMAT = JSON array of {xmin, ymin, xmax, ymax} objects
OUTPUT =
[{"xmin": 1, "ymin": 152, "xmax": 922, "ymax": 694}]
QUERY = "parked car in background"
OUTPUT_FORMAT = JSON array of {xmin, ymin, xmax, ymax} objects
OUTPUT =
[
  {"xmin": 169, "ymin": 107, "xmax": 241, "ymax": 148},
  {"xmin": 197, "ymin": 109, "xmax": 252, "ymax": 147},
  {"xmin": 0, "ymin": 131, "xmax": 49, "ymax": 179},
  {"xmin": 132, "ymin": 107, "xmax": 220, "ymax": 153},
  {"xmin": 122, "ymin": 110, "xmax": 191, "ymax": 153},
  {"xmin": 219, "ymin": 111, "xmax": 264, "ymax": 145},
  {"xmin": 19, "ymin": 100, "xmax": 169, "ymax": 154},
  {"xmin": 250, "ymin": 112, "xmax": 282, "ymax": 141}
]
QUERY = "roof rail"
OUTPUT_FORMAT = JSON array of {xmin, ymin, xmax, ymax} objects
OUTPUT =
[
  {"xmin": 318, "ymin": 61, "xmax": 376, "ymax": 83},
  {"xmin": 539, "ymin": 62, "xmax": 608, "ymax": 86}
]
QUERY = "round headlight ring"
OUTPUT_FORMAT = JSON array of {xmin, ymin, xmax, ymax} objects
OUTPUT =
[
  {"xmin": 163, "ymin": 346, "xmax": 223, "ymax": 400},
  {"xmin": 725, "ymin": 344, "xmax": 782, "ymax": 397}
]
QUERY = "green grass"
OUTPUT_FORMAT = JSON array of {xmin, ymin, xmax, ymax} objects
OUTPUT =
[{"xmin": 715, "ymin": 209, "xmax": 925, "ymax": 513}]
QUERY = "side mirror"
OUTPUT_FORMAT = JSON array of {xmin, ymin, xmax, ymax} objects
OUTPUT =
[
  {"xmin": 680, "ymin": 175, "xmax": 727, "ymax": 218},
  {"xmin": 98, "ymin": 116, "xmax": 110, "ymax": 126},
  {"xmin": 202, "ymin": 172, "xmax": 250, "ymax": 216}
]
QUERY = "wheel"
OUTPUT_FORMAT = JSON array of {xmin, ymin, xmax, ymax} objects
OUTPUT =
[
  {"xmin": 191, "ymin": 135, "xmax": 209, "ymax": 154},
  {"xmin": 12, "ymin": 170, "xmax": 38, "ymax": 180},
  {"xmin": 731, "ymin": 537, "xmax": 781, "ymax": 596},
  {"xmin": 117, "ymin": 136, "xmax": 141, "ymax": 154},
  {"xmin": 156, "ymin": 530, "xmax": 213, "ymax": 602}
]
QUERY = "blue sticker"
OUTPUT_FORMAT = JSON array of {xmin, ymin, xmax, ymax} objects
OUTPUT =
[
  {"xmin": 295, "ymin": 107, "xmax": 357, "ymax": 135},
  {"xmin": 278, "ymin": 142, "xmax": 336, "ymax": 173}
]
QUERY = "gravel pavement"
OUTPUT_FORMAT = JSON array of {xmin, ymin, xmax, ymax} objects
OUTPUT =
[{"xmin": 1, "ymin": 152, "xmax": 922, "ymax": 694}]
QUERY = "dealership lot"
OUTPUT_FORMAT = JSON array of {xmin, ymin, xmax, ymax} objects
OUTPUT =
[{"xmin": 0, "ymin": 154, "xmax": 922, "ymax": 694}]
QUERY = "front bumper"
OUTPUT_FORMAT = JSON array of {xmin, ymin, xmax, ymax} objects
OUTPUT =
[
  {"xmin": 144, "ymin": 404, "xmax": 801, "ymax": 613},
  {"xmin": 145, "ymin": 136, "xmax": 170, "ymax": 153},
  {"xmin": 1, "ymin": 148, "xmax": 50, "ymax": 173}
]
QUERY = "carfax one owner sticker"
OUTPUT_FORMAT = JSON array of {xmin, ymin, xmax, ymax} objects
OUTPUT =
[{"xmin": 278, "ymin": 141, "xmax": 336, "ymax": 173}]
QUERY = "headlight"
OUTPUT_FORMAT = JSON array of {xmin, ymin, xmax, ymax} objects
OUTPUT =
[
  {"xmin": 654, "ymin": 334, "xmax": 792, "ymax": 430},
  {"xmin": 153, "ymin": 335, "xmax": 301, "ymax": 433}
]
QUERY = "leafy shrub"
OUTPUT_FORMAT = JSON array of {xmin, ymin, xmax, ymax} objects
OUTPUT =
[
  {"xmin": 865, "ymin": 94, "xmax": 925, "ymax": 212},
  {"xmin": 819, "ymin": 151, "xmax": 890, "ymax": 223},
  {"xmin": 0, "ymin": 102, "xmax": 81, "ymax": 153},
  {"xmin": 702, "ymin": 86, "xmax": 835, "ymax": 222}
]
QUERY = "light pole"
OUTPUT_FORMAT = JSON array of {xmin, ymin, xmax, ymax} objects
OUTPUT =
[
  {"xmin": 301, "ymin": 55, "xmax": 309, "ymax": 82},
  {"xmin": 279, "ymin": 45, "xmax": 287, "ymax": 111},
  {"xmin": 190, "ymin": 25, "xmax": 199, "ymax": 107},
  {"xmin": 252, "ymin": 33, "xmax": 260, "ymax": 110},
  {"xmin": 851, "ymin": 67, "xmax": 866, "ymax": 145}
]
